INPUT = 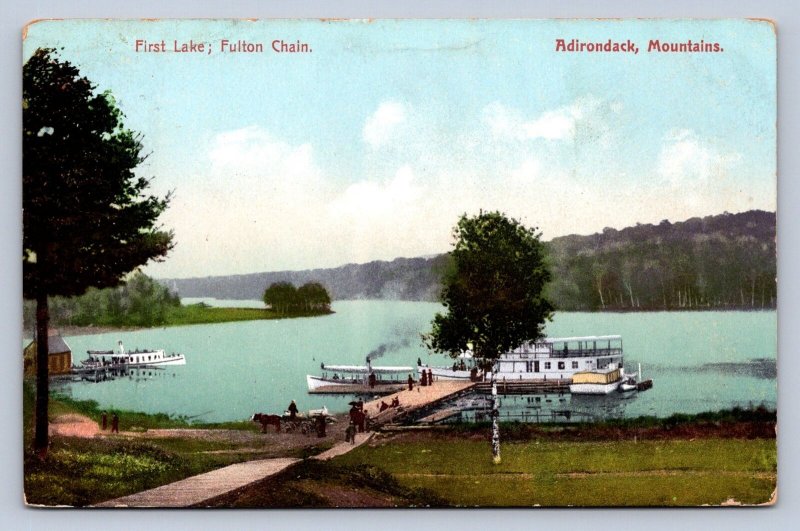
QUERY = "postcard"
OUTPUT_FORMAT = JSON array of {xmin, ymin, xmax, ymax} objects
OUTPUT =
[{"xmin": 22, "ymin": 18, "xmax": 776, "ymax": 508}]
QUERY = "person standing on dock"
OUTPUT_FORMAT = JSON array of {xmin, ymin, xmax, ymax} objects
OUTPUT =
[
  {"xmin": 101, "ymin": 411, "xmax": 107, "ymax": 431},
  {"xmin": 428, "ymin": 369, "xmax": 433, "ymax": 386},
  {"xmin": 420, "ymin": 370, "xmax": 428, "ymax": 386},
  {"xmin": 287, "ymin": 400, "xmax": 299, "ymax": 420},
  {"xmin": 111, "ymin": 412, "xmax": 119, "ymax": 433},
  {"xmin": 407, "ymin": 374, "xmax": 414, "ymax": 391}
]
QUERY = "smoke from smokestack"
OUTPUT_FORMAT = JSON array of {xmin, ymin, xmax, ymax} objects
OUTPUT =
[{"xmin": 365, "ymin": 338, "xmax": 411, "ymax": 362}]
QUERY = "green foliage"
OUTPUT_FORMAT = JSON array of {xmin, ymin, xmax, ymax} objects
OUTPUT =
[
  {"xmin": 23, "ymin": 48, "xmax": 173, "ymax": 299},
  {"xmin": 23, "ymin": 47, "xmax": 174, "ymax": 452},
  {"xmin": 546, "ymin": 210, "xmax": 777, "ymax": 310},
  {"xmin": 24, "ymin": 271, "xmax": 180, "ymax": 328},
  {"xmin": 263, "ymin": 281, "xmax": 331, "ymax": 315},
  {"xmin": 425, "ymin": 211, "xmax": 553, "ymax": 361}
]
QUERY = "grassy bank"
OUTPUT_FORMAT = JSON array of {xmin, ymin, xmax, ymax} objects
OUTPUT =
[
  {"xmin": 25, "ymin": 383, "xmax": 777, "ymax": 507},
  {"xmin": 24, "ymin": 304, "xmax": 333, "ymax": 339},
  {"xmin": 331, "ymin": 436, "xmax": 775, "ymax": 506},
  {"xmin": 23, "ymin": 383, "xmax": 331, "ymax": 506},
  {"xmin": 204, "ymin": 408, "xmax": 777, "ymax": 508},
  {"xmin": 163, "ymin": 304, "xmax": 333, "ymax": 327}
]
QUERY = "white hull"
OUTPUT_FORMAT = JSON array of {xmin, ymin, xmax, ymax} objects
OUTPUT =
[
  {"xmin": 84, "ymin": 345, "xmax": 186, "ymax": 368},
  {"xmin": 569, "ymin": 381, "xmax": 621, "ymax": 395},
  {"xmin": 127, "ymin": 355, "xmax": 186, "ymax": 367},
  {"xmin": 307, "ymin": 375, "xmax": 355, "ymax": 391},
  {"xmin": 306, "ymin": 374, "xmax": 406, "ymax": 391},
  {"xmin": 422, "ymin": 366, "xmax": 474, "ymax": 380}
]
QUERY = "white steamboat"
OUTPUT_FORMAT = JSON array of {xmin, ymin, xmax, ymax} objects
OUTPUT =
[{"xmin": 83, "ymin": 340, "xmax": 186, "ymax": 368}]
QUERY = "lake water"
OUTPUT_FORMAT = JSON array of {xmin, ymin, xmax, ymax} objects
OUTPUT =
[{"xmin": 54, "ymin": 300, "xmax": 777, "ymax": 423}]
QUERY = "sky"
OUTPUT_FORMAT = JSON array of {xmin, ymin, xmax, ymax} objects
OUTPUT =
[{"xmin": 23, "ymin": 19, "xmax": 776, "ymax": 278}]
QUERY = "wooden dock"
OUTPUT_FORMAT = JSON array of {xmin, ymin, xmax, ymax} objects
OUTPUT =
[
  {"xmin": 473, "ymin": 378, "xmax": 571, "ymax": 394},
  {"xmin": 363, "ymin": 380, "xmax": 476, "ymax": 428}
]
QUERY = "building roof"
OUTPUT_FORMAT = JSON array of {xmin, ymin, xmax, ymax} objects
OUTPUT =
[{"xmin": 25, "ymin": 330, "xmax": 71, "ymax": 355}]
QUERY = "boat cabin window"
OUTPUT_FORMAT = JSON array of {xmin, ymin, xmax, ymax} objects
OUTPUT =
[
  {"xmin": 544, "ymin": 362, "xmax": 551, "ymax": 370},
  {"xmin": 572, "ymin": 361, "xmax": 579, "ymax": 369},
  {"xmin": 558, "ymin": 361, "xmax": 565, "ymax": 370}
]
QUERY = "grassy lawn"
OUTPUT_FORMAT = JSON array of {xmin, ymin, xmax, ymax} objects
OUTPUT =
[
  {"xmin": 24, "ymin": 382, "xmax": 777, "ymax": 508},
  {"xmin": 332, "ymin": 437, "xmax": 776, "ymax": 506},
  {"xmin": 23, "ymin": 383, "xmax": 330, "ymax": 507},
  {"xmin": 163, "ymin": 304, "xmax": 332, "ymax": 327}
]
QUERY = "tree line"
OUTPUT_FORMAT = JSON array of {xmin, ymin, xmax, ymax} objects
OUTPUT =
[
  {"xmin": 545, "ymin": 210, "xmax": 776, "ymax": 311},
  {"xmin": 262, "ymin": 281, "xmax": 332, "ymax": 315},
  {"xmin": 23, "ymin": 272, "xmax": 180, "ymax": 330}
]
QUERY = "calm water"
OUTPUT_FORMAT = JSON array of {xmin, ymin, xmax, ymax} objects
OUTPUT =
[{"xmin": 54, "ymin": 300, "xmax": 777, "ymax": 423}]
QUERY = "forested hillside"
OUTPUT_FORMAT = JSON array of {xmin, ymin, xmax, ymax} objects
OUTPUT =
[
  {"xmin": 161, "ymin": 255, "xmax": 451, "ymax": 302},
  {"xmin": 159, "ymin": 210, "xmax": 776, "ymax": 311},
  {"xmin": 545, "ymin": 210, "xmax": 775, "ymax": 310}
]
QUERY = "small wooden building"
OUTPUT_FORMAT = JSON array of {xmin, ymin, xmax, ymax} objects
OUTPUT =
[{"xmin": 23, "ymin": 329, "xmax": 72, "ymax": 376}]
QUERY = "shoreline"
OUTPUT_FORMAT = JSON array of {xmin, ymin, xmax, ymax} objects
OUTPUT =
[{"xmin": 22, "ymin": 306, "xmax": 334, "ymax": 339}]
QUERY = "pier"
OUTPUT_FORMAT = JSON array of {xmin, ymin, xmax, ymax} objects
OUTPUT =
[
  {"xmin": 65, "ymin": 364, "xmax": 165, "ymax": 382},
  {"xmin": 363, "ymin": 380, "xmax": 476, "ymax": 428},
  {"xmin": 474, "ymin": 378, "xmax": 571, "ymax": 394}
]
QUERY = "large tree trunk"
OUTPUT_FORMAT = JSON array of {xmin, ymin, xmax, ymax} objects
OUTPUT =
[{"xmin": 34, "ymin": 290, "xmax": 50, "ymax": 457}]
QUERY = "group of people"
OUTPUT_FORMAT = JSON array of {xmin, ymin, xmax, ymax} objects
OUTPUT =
[
  {"xmin": 452, "ymin": 359, "xmax": 468, "ymax": 371},
  {"xmin": 419, "ymin": 368, "xmax": 434, "ymax": 387},
  {"xmin": 378, "ymin": 396, "xmax": 401, "ymax": 412},
  {"xmin": 346, "ymin": 401, "xmax": 368, "ymax": 443},
  {"xmin": 100, "ymin": 411, "xmax": 119, "ymax": 433}
]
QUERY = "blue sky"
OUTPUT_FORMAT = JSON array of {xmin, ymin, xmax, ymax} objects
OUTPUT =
[{"xmin": 24, "ymin": 19, "xmax": 776, "ymax": 278}]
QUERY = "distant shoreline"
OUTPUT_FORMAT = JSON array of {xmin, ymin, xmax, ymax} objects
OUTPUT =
[
  {"xmin": 22, "ymin": 302, "xmax": 775, "ymax": 340},
  {"xmin": 22, "ymin": 305, "xmax": 334, "ymax": 340}
]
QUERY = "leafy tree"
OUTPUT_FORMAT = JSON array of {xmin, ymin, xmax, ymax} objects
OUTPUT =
[
  {"xmin": 263, "ymin": 281, "xmax": 298, "ymax": 315},
  {"xmin": 264, "ymin": 281, "xmax": 331, "ymax": 315},
  {"xmin": 298, "ymin": 282, "xmax": 331, "ymax": 312},
  {"xmin": 23, "ymin": 48, "xmax": 173, "ymax": 455},
  {"xmin": 424, "ymin": 211, "xmax": 554, "ymax": 364}
]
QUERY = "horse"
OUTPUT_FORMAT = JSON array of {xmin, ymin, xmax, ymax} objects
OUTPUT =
[{"xmin": 251, "ymin": 413, "xmax": 281, "ymax": 433}]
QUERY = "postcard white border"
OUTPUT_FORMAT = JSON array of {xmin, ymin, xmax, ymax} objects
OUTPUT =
[{"xmin": 2, "ymin": 1, "xmax": 796, "ymax": 529}]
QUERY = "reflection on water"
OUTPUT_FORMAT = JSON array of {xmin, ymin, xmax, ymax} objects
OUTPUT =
[
  {"xmin": 435, "ymin": 390, "xmax": 639, "ymax": 424},
  {"xmin": 646, "ymin": 359, "xmax": 776, "ymax": 379}
]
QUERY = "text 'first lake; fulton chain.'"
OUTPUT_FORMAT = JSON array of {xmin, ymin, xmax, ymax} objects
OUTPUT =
[{"xmin": 134, "ymin": 39, "xmax": 312, "ymax": 54}]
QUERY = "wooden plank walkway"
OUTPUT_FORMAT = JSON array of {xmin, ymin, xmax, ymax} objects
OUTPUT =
[
  {"xmin": 417, "ymin": 407, "xmax": 461, "ymax": 424},
  {"xmin": 94, "ymin": 432, "xmax": 373, "ymax": 508},
  {"xmin": 94, "ymin": 382, "xmax": 475, "ymax": 507},
  {"xmin": 364, "ymin": 380, "xmax": 476, "ymax": 426}
]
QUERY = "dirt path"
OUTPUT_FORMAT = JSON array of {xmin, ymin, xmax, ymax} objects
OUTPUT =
[{"xmin": 48, "ymin": 414, "xmax": 100, "ymax": 438}]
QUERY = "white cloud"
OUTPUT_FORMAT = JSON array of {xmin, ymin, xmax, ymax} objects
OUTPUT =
[
  {"xmin": 657, "ymin": 129, "xmax": 741, "ymax": 186},
  {"xmin": 483, "ymin": 97, "xmax": 610, "ymax": 141},
  {"xmin": 207, "ymin": 125, "xmax": 320, "ymax": 193},
  {"xmin": 329, "ymin": 165, "xmax": 421, "ymax": 220},
  {"xmin": 146, "ymin": 105, "xmax": 766, "ymax": 280},
  {"xmin": 363, "ymin": 101, "xmax": 407, "ymax": 148}
]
